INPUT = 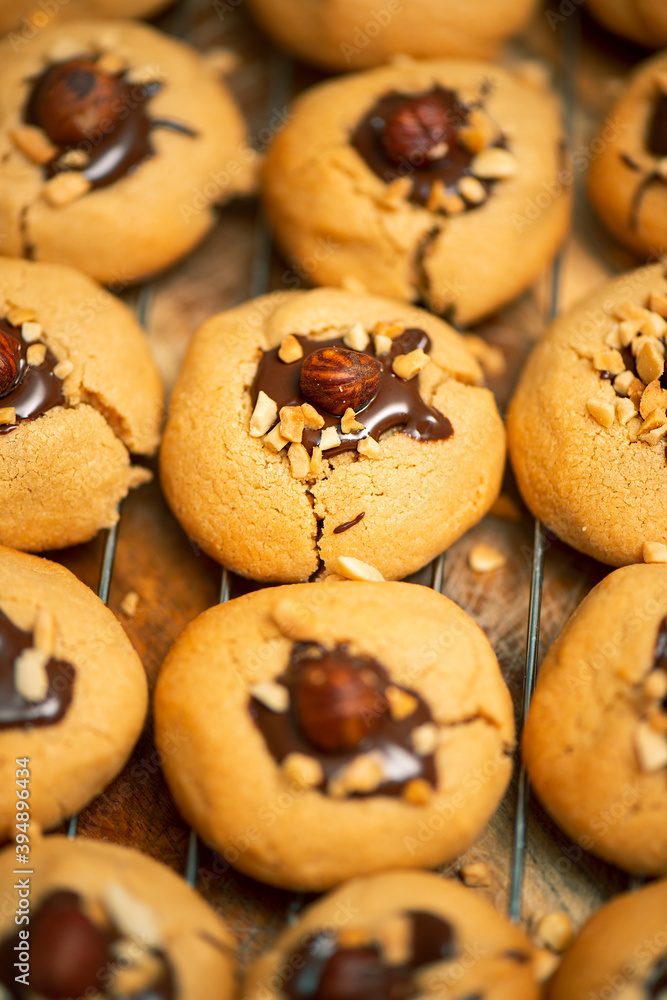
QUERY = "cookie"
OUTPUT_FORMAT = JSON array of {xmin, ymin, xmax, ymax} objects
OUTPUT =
[
  {"xmin": 507, "ymin": 262, "xmax": 667, "ymax": 567},
  {"xmin": 523, "ymin": 564, "xmax": 667, "ymax": 875},
  {"xmin": 245, "ymin": 870, "xmax": 538, "ymax": 1000},
  {"xmin": 0, "ymin": 19, "xmax": 255, "ymax": 285},
  {"xmin": 548, "ymin": 878, "xmax": 667, "ymax": 1000},
  {"xmin": 0, "ymin": 257, "xmax": 163, "ymax": 551},
  {"xmin": 0, "ymin": 834, "xmax": 236, "ymax": 1000},
  {"xmin": 261, "ymin": 60, "xmax": 571, "ymax": 326},
  {"xmin": 245, "ymin": 0, "xmax": 539, "ymax": 71},
  {"xmin": 0, "ymin": 0, "xmax": 172, "ymax": 36},
  {"xmin": 0, "ymin": 545, "xmax": 148, "ymax": 839},
  {"xmin": 588, "ymin": 52, "xmax": 667, "ymax": 260},
  {"xmin": 154, "ymin": 580, "xmax": 515, "ymax": 891},
  {"xmin": 586, "ymin": 0, "xmax": 667, "ymax": 48},
  {"xmin": 160, "ymin": 287, "xmax": 505, "ymax": 583}
]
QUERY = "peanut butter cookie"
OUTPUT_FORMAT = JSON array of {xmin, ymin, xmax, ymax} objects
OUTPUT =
[
  {"xmin": 0, "ymin": 257, "xmax": 163, "ymax": 551},
  {"xmin": 523, "ymin": 564, "xmax": 667, "ymax": 875},
  {"xmin": 0, "ymin": 19, "xmax": 255, "ymax": 285},
  {"xmin": 160, "ymin": 288, "xmax": 505, "ymax": 583},
  {"xmin": 508, "ymin": 262, "xmax": 667, "ymax": 567},
  {"xmin": 262, "ymin": 60, "xmax": 570, "ymax": 326},
  {"xmin": 0, "ymin": 545, "xmax": 148, "ymax": 839},
  {"xmin": 587, "ymin": 0, "xmax": 667, "ymax": 47},
  {"xmin": 154, "ymin": 581, "xmax": 515, "ymax": 891},
  {"xmin": 0, "ymin": 1, "xmax": 172, "ymax": 36}
]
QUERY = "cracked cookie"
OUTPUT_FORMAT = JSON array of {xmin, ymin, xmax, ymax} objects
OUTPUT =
[
  {"xmin": 0, "ymin": 18, "xmax": 255, "ymax": 285},
  {"xmin": 261, "ymin": 60, "xmax": 570, "ymax": 326},
  {"xmin": 523, "ymin": 564, "xmax": 667, "ymax": 875},
  {"xmin": 588, "ymin": 51, "xmax": 667, "ymax": 260},
  {"xmin": 548, "ymin": 878, "xmax": 667, "ymax": 1000},
  {"xmin": 0, "ymin": 0, "xmax": 172, "ymax": 36},
  {"xmin": 245, "ymin": 0, "xmax": 539, "ymax": 70},
  {"xmin": 154, "ymin": 580, "xmax": 515, "ymax": 891},
  {"xmin": 245, "ymin": 870, "xmax": 539, "ymax": 1000},
  {"xmin": 0, "ymin": 257, "xmax": 163, "ymax": 551},
  {"xmin": 0, "ymin": 834, "xmax": 236, "ymax": 1000},
  {"xmin": 159, "ymin": 288, "xmax": 505, "ymax": 582},
  {"xmin": 508, "ymin": 262, "xmax": 667, "ymax": 567},
  {"xmin": 586, "ymin": 0, "xmax": 667, "ymax": 47},
  {"xmin": 0, "ymin": 545, "xmax": 147, "ymax": 839}
]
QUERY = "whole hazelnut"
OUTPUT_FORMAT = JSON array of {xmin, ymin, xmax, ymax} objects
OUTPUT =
[
  {"xmin": 28, "ymin": 58, "xmax": 127, "ymax": 146},
  {"xmin": 294, "ymin": 653, "xmax": 387, "ymax": 752},
  {"xmin": 381, "ymin": 94, "xmax": 456, "ymax": 166},
  {"xmin": 0, "ymin": 330, "xmax": 22, "ymax": 398},
  {"xmin": 29, "ymin": 892, "xmax": 111, "ymax": 998},
  {"xmin": 299, "ymin": 347, "xmax": 382, "ymax": 416}
]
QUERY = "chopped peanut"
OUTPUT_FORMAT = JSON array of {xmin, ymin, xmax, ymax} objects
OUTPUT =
[
  {"xmin": 250, "ymin": 390, "xmax": 278, "ymax": 437},
  {"xmin": 380, "ymin": 177, "xmax": 413, "ymax": 207},
  {"xmin": 374, "ymin": 333, "xmax": 392, "ymax": 355},
  {"xmin": 21, "ymin": 321, "xmax": 42, "ymax": 343},
  {"xmin": 344, "ymin": 322, "xmax": 370, "ymax": 352},
  {"xmin": 263, "ymin": 424, "xmax": 289, "ymax": 452},
  {"xmin": 536, "ymin": 912, "xmax": 573, "ymax": 953},
  {"xmin": 402, "ymin": 778, "xmax": 432, "ymax": 805},
  {"xmin": 319, "ymin": 426, "xmax": 341, "ymax": 451},
  {"xmin": 58, "ymin": 149, "xmax": 90, "ymax": 169},
  {"xmin": 250, "ymin": 681, "xmax": 289, "ymax": 713},
  {"xmin": 648, "ymin": 292, "xmax": 667, "ymax": 317},
  {"xmin": 54, "ymin": 359, "xmax": 73, "ymax": 380},
  {"xmin": 283, "ymin": 752, "xmax": 324, "ymax": 789},
  {"xmin": 43, "ymin": 171, "xmax": 91, "ymax": 207},
  {"xmin": 376, "ymin": 915, "xmax": 411, "ymax": 966},
  {"xmin": 637, "ymin": 340, "xmax": 665, "ymax": 384},
  {"xmin": 457, "ymin": 107, "xmax": 498, "ymax": 152},
  {"xmin": 33, "ymin": 610, "xmax": 54, "ymax": 656},
  {"xmin": 616, "ymin": 397, "xmax": 637, "ymax": 426},
  {"xmin": 471, "ymin": 147, "xmax": 517, "ymax": 179},
  {"xmin": 411, "ymin": 722, "xmax": 439, "ymax": 756},
  {"xmin": 26, "ymin": 344, "xmax": 46, "ymax": 366},
  {"xmin": 357, "ymin": 436, "xmax": 380, "ymax": 459},
  {"xmin": 639, "ymin": 380, "xmax": 667, "ymax": 419},
  {"xmin": 385, "ymin": 685, "xmax": 418, "ymax": 721},
  {"xmin": 301, "ymin": 402, "xmax": 324, "ymax": 430},
  {"xmin": 469, "ymin": 543, "xmax": 506, "ymax": 572},
  {"xmin": 0, "ymin": 407, "xmax": 17, "ymax": 425},
  {"xmin": 427, "ymin": 181, "xmax": 465, "ymax": 215},
  {"xmin": 278, "ymin": 334, "xmax": 303, "ymax": 364},
  {"xmin": 635, "ymin": 721, "xmax": 667, "ymax": 772},
  {"xmin": 279, "ymin": 405, "xmax": 305, "ymax": 443},
  {"xmin": 490, "ymin": 494, "xmax": 520, "ymax": 520},
  {"xmin": 593, "ymin": 349, "xmax": 625, "ymax": 375},
  {"xmin": 335, "ymin": 556, "xmax": 384, "ymax": 582},
  {"xmin": 287, "ymin": 443, "xmax": 310, "ymax": 479},
  {"xmin": 13, "ymin": 648, "xmax": 49, "ymax": 702},
  {"xmin": 7, "ymin": 306, "xmax": 36, "ymax": 326},
  {"xmin": 10, "ymin": 125, "xmax": 57, "ymax": 165},
  {"xmin": 460, "ymin": 862, "xmax": 492, "ymax": 888},
  {"xmin": 309, "ymin": 445, "xmax": 323, "ymax": 477},
  {"xmin": 392, "ymin": 349, "xmax": 429, "ymax": 380},
  {"xmin": 644, "ymin": 541, "xmax": 667, "ymax": 563},
  {"xmin": 329, "ymin": 754, "xmax": 384, "ymax": 797},
  {"xmin": 612, "ymin": 370, "xmax": 635, "ymax": 396},
  {"xmin": 120, "ymin": 591, "xmax": 139, "ymax": 618},
  {"xmin": 586, "ymin": 398, "xmax": 615, "ymax": 428},
  {"xmin": 341, "ymin": 407, "xmax": 365, "ymax": 434},
  {"xmin": 458, "ymin": 176, "xmax": 486, "ymax": 204}
]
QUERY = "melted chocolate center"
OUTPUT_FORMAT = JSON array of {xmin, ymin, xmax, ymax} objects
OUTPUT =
[
  {"xmin": 250, "ymin": 643, "xmax": 437, "ymax": 797},
  {"xmin": 25, "ymin": 57, "xmax": 197, "ymax": 191},
  {"xmin": 252, "ymin": 329, "xmax": 453, "ymax": 457},
  {"xmin": 0, "ymin": 608, "xmax": 75, "ymax": 730},
  {"xmin": 648, "ymin": 93, "xmax": 667, "ymax": 159},
  {"xmin": 646, "ymin": 952, "xmax": 667, "ymax": 999},
  {"xmin": 0, "ymin": 890, "xmax": 176, "ymax": 1000},
  {"xmin": 351, "ymin": 86, "xmax": 501, "ymax": 208},
  {"xmin": 0, "ymin": 320, "xmax": 65, "ymax": 433},
  {"xmin": 284, "ymin": 911, "xmax": 456, "ymax": 1000}
]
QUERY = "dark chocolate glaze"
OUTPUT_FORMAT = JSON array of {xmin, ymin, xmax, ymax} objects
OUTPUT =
[
  {"xmin": 654, "ymin": 617, "xmax": 667, "ymax": 714},
  {"xmin": 648, "ymin": 93, "xmax": 667, "ymax": 159},
  {"xmin": 646, "ymin": 951, "xmax": 667, "ymax": 998},
  {"xmin": 351, "ymin": 86, "xmax": 502, "ymax": 208},
  {"xmin": 25, "ymin": 58, "xmax": 197, "ymax": 191},
  {"xmin": 252, "ymin": 329, "xmax": 453, "ymax": 458},
  {"xmin": 250, "ymin": 643, "xmax": 436, "ymax": 797},
  {"xmin": 333, "ymin": 512, "xmax": 365, "ymax": 534},
  {"xmin": 0, "ymin": 608, "xmax": 75, "ymax": 730},
  {"xmin": 0, "ymin": 319, "xmax": 65, "ymax": 433},
  {"xmin": 0, "ymin": 890, "xmax": 177, "ymax": 1000},
  {"xmin": 284, "ymin": 910, "xmax": 456, "ymax": 1000}
]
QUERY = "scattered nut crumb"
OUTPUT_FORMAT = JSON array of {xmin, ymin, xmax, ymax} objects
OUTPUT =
[
  {"xmin": 460, "ymin": 862, "xmax": 492, "ymax": 887},
  {"xmin": 280, "ymin": 405, "xmax": 305, "ymax": 444},
  {"xmin": 616, "ymin": 397, "xmax": 637, "ymax": 426},
  {"xmin": 13, "ymin": 648, "xmax": 49, "ymax": 703},
  {"xmin": 125, "ymin": 64, "xmax": 163, "ymax": 86},
  {"xmin": 639, "ymin": 380, "xmax": 667, "ymax": 419},
  {"xmin": 643, "ymin": 541, "xmax": 667, "ymax": 563},
  {"xmin": 96, "ymin": 51, "xmax": 128, "ymax": 76},
  {"xmin": 357, "ymin": 436, "xmax": 380, "ymax": 459},
  {"xmin": 637, "ymin": 408, "xmax": 667, "ymax": 445},
  {"xmin": 288, "ymin": 442, "xmax": 310, "ymax": 479},
  {"xmin": 468, "ymin": 543, "xmax": 506, "ymax": 573},
  {"xmin": 458, "ymin": 176, "xmax": 487, "ymax": 204},
  {"xmin": 380, "ymin": 176, "xmax": 413, "ymax": 208},
  {"xmin": 427, "ymin": 180, "xmax": 465, "ymax": 215},
  {"xmin": 58, "ymin": 149, "xmax": 90, "ymax": 169},
  {"xmin": 250, "ymin": 681, "xmax": 289, "ymax": 713},
  {"xmin": 21, "ymin": 321, "xmax": 42, "ymax": 343},
  {"xmin": 536, "ymin": 912, "xmax": 573, "ymax": 953},
  {"xmin": 586, "ymin": 397, "xmax": 615, "ymax": 428},
  {"xmin": 320, "ymin": 426, "xmax": 341, "ymax": 451},
  {"xmin": 649, "ymin": 292, "xmax": 667, "ymax": 317},
  {"xmin": 263, "ymin": 424, "xmax": 289, "ymax": 453},
  {"xmin": 0, "ymin": 407, "xmax": 17, "ymax": 425},
  {"xmin": 344, "ymin": 322, "xmax": 370, "ymax": 352},
  {"xmin": 309, "ymin": 446, "xmax": 323, "ymax": 477},
  {"xmin": 376, "ymin": 915, "xmax": 411, "ymax": 966},
  {"xmin": 471, "ymin": 147, "xmax": 517, "ymax": 179},
  {"xmin": 26, "ymin": 343, "xmax": 46, "ymax": 366},
  {"xmin": 43, "ymin": 171, "xmax": 91, "ymax": 207},
  {"xmin": 612, "ymin": 370, "xmax": 634, "ymax": 396},
  {"xmin": 341, "ymin": 408, "xmax": 364, "ymax": 434},
  {"xmin": 329, "ymin": 754, "xmax": 384, "ymax": 797},
  {"xmin": 593, "ymin": 349, "xmax": 625, "ymax": 375},
  {"xmin": 334, "ymin": 556, "xmax": 384, "ymax": 582},
  {"xmin": 640, "ymin": 311, "xmax": 667, "ymax": 338},
  {"xmin": 374, "ymin": 333, "xmax": 392, "ymax": 355},
  {"xmin": 7, "ymin": 305, "xmax": 36, "ymax": 326},
  {"xmin": 278, "ymin": 334, "xmax": 303, "ymax": 364},
  {"xmin": 385, "ymin": 685, "xmax": 418, "ymax": 721},
  {"xmin": 250, "ymin": 390, "xmax": 278, "ymax": 438},
  {"xmin": 54, "ymin": 359, "xmax": 73, "ymax": 380},
  {"xmin": 301, "ymin": 402, "xmax": 324, "ymax": 430},
  {"xmin": 402, "ymin": 778, "xmax": 432, "ymax": 805},
  {"xmin": 637, "ymin": 340, "xmax": 665, "ymax": 384},
  {"xmin": 10, "ymin": 125, "xmax": 58, "ymax": 165},
  {"xmin": 635, "ymin": 721, "xmax": 667, "ymax": 772},
  {"xmin": 411, "ymin": 722, "xmax": 438, "ymax": 756},
  {"xmin": 120, "ymin": 591, "xmax": 140, "ymax": 618},
  {"xmin": 628, "ymin": 377, "xmax": 646, "ymax": 410},
  {"xmin": 457, "ymin": 108, "xmax": 498, "ymax": 152},
  {"xmin": 392, "ymin": 349, "xmax": 429, "ymax": 380},
  {"xmin": 282, "ymin": 752, "xmax": 324, "ymax": 789}
]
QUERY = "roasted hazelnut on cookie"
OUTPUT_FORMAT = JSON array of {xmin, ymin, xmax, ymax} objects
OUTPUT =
[
  {"xmin": 159, "ymin": 288, "xmax": 506, "ymax": 582},
  {"xmin": 262, "ymin": 60, "xmax": 571, "ymax": 325}
]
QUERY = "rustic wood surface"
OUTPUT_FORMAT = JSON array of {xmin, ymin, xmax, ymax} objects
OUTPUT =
[{"xmin": 42, "ymin": 0, "xmax": 653, "ymax": 968}]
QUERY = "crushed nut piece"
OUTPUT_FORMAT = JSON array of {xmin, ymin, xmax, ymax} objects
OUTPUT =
[
  {"xmin": 47, "ymin": 37, "xmax": 84, "ymax": 61},
  {"xmin": 26, "ymin": 343, "xmax": 46, "ymax": 366},
  {"xmin": 14, "ymin": 648, "xmax": 49, "ymax": 703},
  {"xmin": 604, "ymin": 327, "xmax": 621, "ymax": 349},
  {"xmin": 357, "ymin": 436, "xmax": 380, "ymax": 459},
  {"xmin": 628, "ymin": 377, "xmax": 646, "ymax": 409},
  {"xmin": 125, "ymin": 64, "xmax": 163, "ymax": 86},
  {"xmin": 640, "ymin": 380, "xmax": 667, "ymax": 419},
  {"xmin": 43, "ymin": 171, "xmax": 91, "ymax": 207},
  {"xmin": 250, "ymin": 390, "xmax": 278, "ymax": 437},
  {"xmin": 586, "ymin": 398, "xmax": 615, "ymax": 428},
  {"xmin": 471, "ymin": 147, "xmax": 517, "ymax": 179},
  {"xmin": 618, "ymin": 320, "xmax": 639, "ymax": 347},
  {"xmin": 457, "ymin": 108, "xmax": 498, "ymax": 152},
  {"xmin": 374, "ymin": 321, "xmax": 406, "ymax": 341},
  {"xmin": 385, "ymin": 685, "xmax": 418, "ymax": 721},
  {"xmin": 640, "ymin": 311, "xmax": 667, "ymax": 338},
  {"xmin": 643, "ymin": 541, "xmax": 667, "ymax": 563},
  {"xmin": 593, "ymin": 349, "xmax": 625, "ymax": 375},
  {"xmin": 392, "ymin": 349, "xmax": 429, "ymax": 380},
  {"xmin": 7, "ymin": 306, "xmax": 36, "ymax": 326},
  {"xmin": 458, "ymin": 176, "xmax": 487, "ymax": 204},
  {"xmin": 341, "ymin": 407, "xmax": 365, "ymax": 434},
  {"xmin": 635, "ymin": 721, "xmax": 667, "ymax": 772},
  {"xmin": 344, "ymin": 322, "xmax": 370, "ymax": 352},
  {"xmin": 648, "ymin": 292, "xmax": 667, "ymax": 317},
  {"xmin": 58, "ymin": 148, "xmax": 90, "ymax": 169},
  {"xmin": 334, "ymin": 556, "xmax": 384, "ymax": 582},
  {"xmin": 103, "ymin": 883, "xmax": 162, "ymax": 949},
  {"xmin": 614, "ymin": 301, "xmax": 652, "ymax": 324},
  {"xmin": 33, "ymin": 610, "xmax": 54, "ymax": 656},
  {"xmin": 0, "ymin": 407, "xmax": 17, "ymax": 425},
  {"xmin": 21, "ymin": 321, "xmax": 42, "ymax": 343},
  {"xmin": 374, "ymin": 333, "xmax": 392, "ymax": 355},
  {"xmin": 279, "ymin": 405, "xmax": 305, "ymax": 444},
  {"xmin": 402, "ymin": 778, "xmax": 432, "ymax": 805},
  {"xmin": 427, "ymin": 180, "xmax": 465, "ymax": 215},
  {"xmin": 54, "ymin": 359, "xmax": 73, "ymax": 380},
  {"xmin": 644, "ymin": 669, "xmax": 667, "ymax": 701},
  {"xmin": 309, "ymin": 445, "xmax": 323, "ymax": 476},
  {"xmin": 301, "ymin": 402, "xmax": 324, "ymax": 430},
  {"xmin": 613, "ymin": 370, "xmax": 634, "ymax": 396},
  {"xmin": 490, "ymin": 494, "xmax": 521, "ymax": 520},
  {"xmin": 428, "ymin": 141, "xmax": 449, "ymax": 160},
  {"xmin": 10, "ymin": 125, "xmax": 58, "ymax": 165},
  {"xmin": 329, "ymin": 754, "xmax": 384, "ymax": 797},
  {"xmin": 96, "ymin": 51, "xmax": 127, "ymax": 76},
  {"xmin": 250, "ymin": 681, "xmax": 289, "ymax": 713},
  {"xmin": 637, "ymin": 340, "xmax": 665, "ymax": 384},
  {"xmin": 460, "ymin": 862, "xmax": 492, "ymax": 887},
  {"xmin": 380, "ymin": 176, "xmax": 413, "ymax": 207},
  {"xmin": 468, "ymin": 543, "xmax": 506, "ymax": 573},
  {"xmin": 376, "ymin": 915, "xmax": 411, "ymax": 966},
  {"xmin": 120, "ymin": 591, "xmax": 140, "ymax": 618},
  {"xmin": 263, "ymin": 424, "xmax": 289, "ymax": 453},
  {"xmin": 632, "ymin": 333, "xmax": 664, "ymax": 359},
  {"xmin": 288, "ymin": 442, "xmax": 310, "ymax": 479},
  {"xmin": 637, "ymin": 408, "xmax": 667, "ymax": 444},
  {"xmin": 319, "ymin": 426, "xmax": 341, "ymax": 451},
  {"xmin": 278, "ymin": 334, "xmax": 303, "ymax": 364},
  {"xmin": 616, "ymin": 397, "xmax": 637, "ymax": 425},
  {"xmin": 536, "ymin": 912, "xmax": 573, "ymax": 953},
  {"xmin": 411, "ymin": 722, "xmax": 438, "ymax": 756},
  {"xmin": 283, "ymin": 752, "xmax": 324, "ymax": 789}
]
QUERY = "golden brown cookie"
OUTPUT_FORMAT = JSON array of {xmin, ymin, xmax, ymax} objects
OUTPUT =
[
  {"xmin": 262, "ymin": 60, "xmax": 571, "ymax": 326},
  {"xmin": 0, "ymin": 257, "xmax": 163, "ymax": 551},
  {"xmin": 508, "ymin": 262, "xmax": 667, "ymax": 567},
  {"xmin": 0, "ymin": 1, "xmax": 172, "ymax": 37},
  {"xmin": 586, "ymin": 0, "xmax": 667, "ymax": 47},
  {"xmin": 245, "ymin": 0, "xmax": 539, "ymax": 70},
  {"xmin": 245, "ymin": 871, "xmax": 539, "ymax": 1000},
  {"xmin": 588, "ymin": 51, "xmax": 667, "ymax": 259},
  {"xmin": 0, "ymin": 19, "xmax": 255, "ymax": 285},
  {"xmin": 159, "ymin": 288, "xmax": 505, "ymax": 582},
  {"xmin": 154, "ymin": 581, "xmax": 515, "ymax": 891},
  {"xmin": 0, "ymin": 546, "xmax": 148, "ymax": 839},
  {"xmin": 548, "ymin": 878, "xmax": 667, "ymax": 999},
  {"xmin": 0, "ymin": 835, "xmax": 236, "ymax": 1000},
  {"xmin": 523, "ymin": 564, "xmax": 667, "ymax": 875}
]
